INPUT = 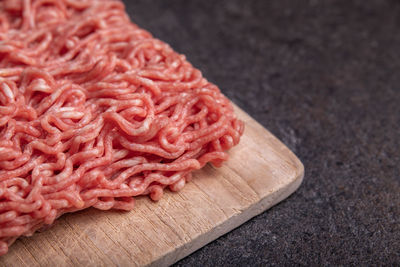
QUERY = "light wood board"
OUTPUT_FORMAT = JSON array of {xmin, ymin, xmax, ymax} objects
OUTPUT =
[{"xmin": 0, "ymin": 106, "xmax": 304, "ymax": 266}]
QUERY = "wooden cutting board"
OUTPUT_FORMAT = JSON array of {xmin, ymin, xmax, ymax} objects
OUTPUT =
[{"xmin": 0, "ymin": 105, "xmax": 304, "ymax": 267}]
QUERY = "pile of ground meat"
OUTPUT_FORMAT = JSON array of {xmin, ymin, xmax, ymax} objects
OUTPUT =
[{"xmin": 0, "ymin": 0, "xmax": 243, "ymax": 255}]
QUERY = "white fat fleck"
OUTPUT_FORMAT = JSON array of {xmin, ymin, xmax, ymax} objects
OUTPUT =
[
  {"xmin": 65, "ymin": 40, "xmax": 75, "ymax": 49},
  {"xmin": 48, "ymin": 10, "xmax": 58, "ymax": 17},
  {"xmin": 41, "ymin": 170, "xmax": 53, "ymax": 176},
  {"xmin": 59, "ymin": 107, "xmax": 76, "ymax": 112},
  {"xmin": 142, "ymin": 120, "xmax": 150, "ymax": 130},
  {"xmin": 131, "ymin": 99, "xmax": 143, "ymax": 106},
  {"xmin": 98, "ymin": 20, "xmax": 107, "ymax": 29},
  {"xmin": 60, "ymin": 111, "xmax": 84, "ymax": 119},
  {"xmin": 1, "ymin": 83, "xmax": 14, "ymax": 100},
  {"xmin": 34, "ymin": 79, "xmax": 51, "ymax": 92},
  {"xmin": 169, "ymin": 127, "xmax": 179, "ymax": 136},
  {"xmin": 113, "ymin": 149, "xmax": 129, "ymax": 158},
  {"xmin": 225, "ymin": 136, "xmax": 233, "ymax": 144},
  {"xmin": 171, "ymin": 60, "xmax": 180, "ymax": 69}
]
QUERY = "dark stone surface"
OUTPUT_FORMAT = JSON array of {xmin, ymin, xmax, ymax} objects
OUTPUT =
[{"xmin": 122, "ymin": 0, "xmax": 400, "ymax": 265}]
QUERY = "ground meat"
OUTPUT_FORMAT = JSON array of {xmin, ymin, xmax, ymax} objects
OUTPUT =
[{"xmin": 0, "ymin": 0, "xmax": 244, "ymax": 255}]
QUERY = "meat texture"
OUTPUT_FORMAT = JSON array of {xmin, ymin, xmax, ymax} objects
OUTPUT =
[{"xmin": 0, "ymin": 0, "xmax": 244, "ymax": 255}]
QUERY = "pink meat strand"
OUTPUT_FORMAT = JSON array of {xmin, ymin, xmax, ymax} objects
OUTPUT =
[{"xmin": 0, "ymin": 0, "xmax": 244, "ymax": 256}]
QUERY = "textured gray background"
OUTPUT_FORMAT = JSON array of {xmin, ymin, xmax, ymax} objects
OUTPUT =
[{"xmin": 122, "ymin": 0, "xmax": 400, "ymax": 265}]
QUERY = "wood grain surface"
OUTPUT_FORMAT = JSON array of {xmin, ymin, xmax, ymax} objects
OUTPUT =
[{"xmin": 0, "ymin": 106, "xmax": 304, "ymax": 266}]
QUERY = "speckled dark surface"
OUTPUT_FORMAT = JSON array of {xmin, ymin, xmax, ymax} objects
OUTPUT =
[{"xmin": 123, "ymin": 0, "xmax": 400, "ymax": 265}]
